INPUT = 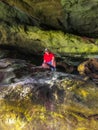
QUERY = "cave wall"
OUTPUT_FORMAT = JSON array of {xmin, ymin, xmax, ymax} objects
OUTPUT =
[
  {"xmin": 0, "ymin": 0, "xmax": 98, "ymax": 57},
  {"xmin": 2, "ymin": 0, "xmax": 98, "ymax": 38}
]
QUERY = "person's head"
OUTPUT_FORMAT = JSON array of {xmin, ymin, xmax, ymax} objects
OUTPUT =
[{"xmin": 44, "ymin": 48, "xmax": 49, "ymax": 54}]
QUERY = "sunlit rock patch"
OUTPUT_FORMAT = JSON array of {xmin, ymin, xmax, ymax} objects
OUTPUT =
[{"xmin": 78, "ymin": 58, "xmax": 98, "ymax": 84}]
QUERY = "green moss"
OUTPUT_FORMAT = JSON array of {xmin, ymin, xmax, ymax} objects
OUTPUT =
[
  {"xmin": 0, "ymin": 16, "xmax": 98, "ymax": 56},
  {"xmin": 0, "ymin": 78, "xmax": 98, "ymax": 130},
  {"xmin": 16, "ymin": 25, "xmax": 98, "ymax": 54}
]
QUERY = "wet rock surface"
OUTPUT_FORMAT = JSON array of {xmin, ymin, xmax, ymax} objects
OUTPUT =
[{"xmin": 0, "ymin": 56, "xmax": 98, "ymax": 130}]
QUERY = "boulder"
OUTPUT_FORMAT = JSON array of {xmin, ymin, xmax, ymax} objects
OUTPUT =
[{"xmin": 78, "ymin": 58, "xmax": 98, "ymax": 80}]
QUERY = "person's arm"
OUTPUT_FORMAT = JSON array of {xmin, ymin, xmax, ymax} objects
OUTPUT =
[
  {"xmin": 43, "ymin": 54, "xmax": 46, "ymax": 63},
  {"xmin": 51, "ymin": 56, "xmax": 55, "ymax": 63},
  {"xmin": 43, "ymin": 59, "xmax": 46, "ymax": 63},
  {"xmin": 51, "ymin": 53, "xmax": 56, "ymax": 68}
]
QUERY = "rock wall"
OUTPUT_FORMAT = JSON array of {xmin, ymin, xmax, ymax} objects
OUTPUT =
[
  {"xmin": 0, "ymin": 1, "xmax": 98, "ymax": 57},
  {"xmin": 2, "ymin": 0, "xmax": 98, "ymax": 38}
]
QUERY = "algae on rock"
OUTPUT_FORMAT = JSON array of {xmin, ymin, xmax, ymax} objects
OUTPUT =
[{"xmin": 0, "ymin": 70, "xmax": 98, "ymax": 130}]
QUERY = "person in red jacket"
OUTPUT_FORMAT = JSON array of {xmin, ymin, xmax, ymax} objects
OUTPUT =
[{"xmin": 42, "ymin": 48, "xmax": 56, "ymax": 71}]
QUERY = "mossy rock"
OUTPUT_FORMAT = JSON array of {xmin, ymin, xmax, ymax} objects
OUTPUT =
[
  {"xmin": 2, "ymin": 0, "xmax": 98, "ymax": 37},
  {"xmin": 0, "ymin": 70, "xmax": 98, "ymax": 130},
  {"xmin": 0, "ymin": 23, "xmax": 98, "ymax": 58},
  {"xmin": 0, "ymin": 1, "xmax": 98, "ymax": 58},
  {"xmin": 78, "ymin": 58, "xmax": 98, "ymax": 79}
]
